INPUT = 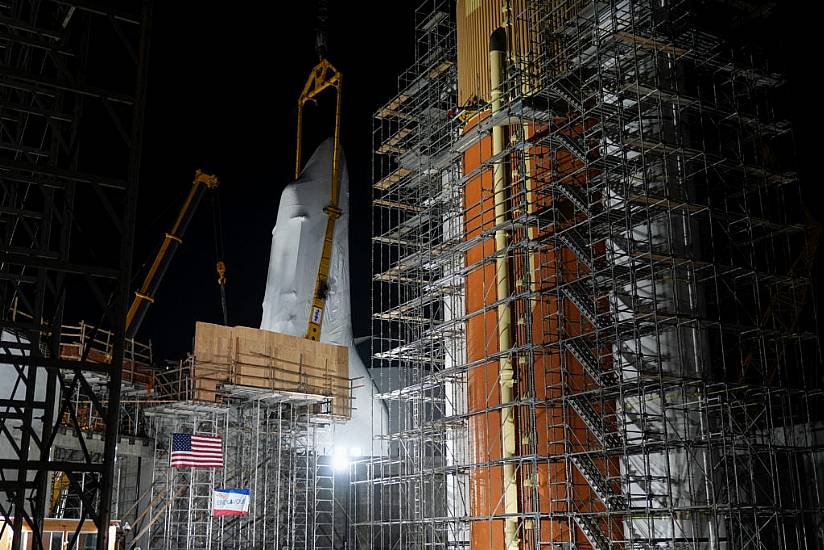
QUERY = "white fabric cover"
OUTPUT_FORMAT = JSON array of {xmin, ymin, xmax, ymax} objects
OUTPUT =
[{"xmin": 261, "ymin": 138, "xmax": 387, "ymax": 455}]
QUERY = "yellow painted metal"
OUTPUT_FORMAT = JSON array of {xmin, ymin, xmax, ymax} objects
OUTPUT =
[
  {"xmin": 133, "ymin": 291, "xmax": 154, "ymax": 304},
  {"xmin": 125, "ymin": 170, "xmax": 219, "ymax": 334},
  {"xmin": 490, "ymin": 32, "xmax": 520, "ymax": 550},
  {"xmin": 216, "ymin": 260, "xmax": 227, "ymax": 284},
  {"xmin": 294, "ymin": 58, "xmax": 343, "ymax": 341},
  {"xmin": 521, "ymin": 122, "xmax": 538, "ymax": 313},
  {"xmin": 49, "ymin": 472, "xmax": 68, "ymax": 515}
]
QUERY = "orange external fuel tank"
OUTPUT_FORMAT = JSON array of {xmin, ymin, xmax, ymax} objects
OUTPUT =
[{"xmin": 458, "ymin": 1, "xmax": 621, "ymax": 548}]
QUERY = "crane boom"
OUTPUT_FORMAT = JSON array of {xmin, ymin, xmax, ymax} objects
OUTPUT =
[
  {"xmin": 295, "ymin": 58, "xmax": 342, "ymax": 341},
  {"xmin": 125, "ymin": 170, "xmax": 219, "ymax": 338}
]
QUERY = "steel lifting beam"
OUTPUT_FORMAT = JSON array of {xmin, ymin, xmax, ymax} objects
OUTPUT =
[{"xmin": 294, "ymin": 58, "xmax": 343, "ymax": 341}]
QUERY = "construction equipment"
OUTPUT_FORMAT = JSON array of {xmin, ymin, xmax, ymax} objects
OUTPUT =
[
  {"xmin": 295, "ymin": 55, "xmax": 343, "ymax": 341},
  {"xmin": 210, "ymin": 186, "xmax": 229, "ymax": 327},
  {"xmin": 125, "ymin": 170, "xmax": 227, "ymax": 338}
]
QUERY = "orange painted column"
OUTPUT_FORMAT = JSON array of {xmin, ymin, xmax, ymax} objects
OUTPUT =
[
  {"xmin": 464, "ymin": 114, "xmax": 620, "ymax": 549},
  {"xmin": 464, "ymin": 110, "xmax": 505, "ymax": 550}
]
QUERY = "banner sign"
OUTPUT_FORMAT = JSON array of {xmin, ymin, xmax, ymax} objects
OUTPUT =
[{"xmin": 213, "ymin": 488, "xmax": 250, "ymax": 516}]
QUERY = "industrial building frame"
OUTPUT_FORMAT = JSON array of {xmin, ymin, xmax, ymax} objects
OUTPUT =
[
  {"xmin": 366, "ymin": 1, "xmax": 823, "ymax": 549},
  {"xmin": 0, "ymin": 1, "xmax": 152, "ymax": 549}
]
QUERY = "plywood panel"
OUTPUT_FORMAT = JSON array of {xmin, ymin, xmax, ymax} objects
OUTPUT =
[{"xmin": 192, "ymin": 322, "xmax": 351, "ymax": 418}]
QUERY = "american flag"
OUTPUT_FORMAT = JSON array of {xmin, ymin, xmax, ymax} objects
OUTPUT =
[{"xmin": 170, "ymin": 433, "xmax": 224, "ymax": 468}]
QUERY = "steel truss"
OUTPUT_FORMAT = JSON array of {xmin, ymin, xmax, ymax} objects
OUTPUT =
[{"xmin": 0, "ymin": 1, "xmax": 151, "ymax": 549}]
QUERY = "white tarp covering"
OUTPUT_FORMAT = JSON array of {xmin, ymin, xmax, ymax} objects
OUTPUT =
[
  {"xmin": 261, "ymin": 138, "xmax": 387, "ymax": 455},
  {"xmin": 608, "ymin": 158, "xmax": 721, "ymax": 545}
]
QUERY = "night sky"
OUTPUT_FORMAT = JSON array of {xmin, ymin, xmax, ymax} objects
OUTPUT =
[
  {"xmin": 132, "ymin": 2, "xmax": 821, "ymax": 362},
  {"xmin": 134, "ymin": 2, "xmax": 417, "ymax": 359}
]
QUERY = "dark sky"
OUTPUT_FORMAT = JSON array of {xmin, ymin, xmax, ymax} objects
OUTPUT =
[
  {"xmin": 132, "ymin": 2, "xmax": 821, "ymax": 361},
  {"xmin": 134, "ymin": 2, "xmax": 418, "ymax": 359},
  {"xmin": 747, "ymin": 4, "xmax": 823, "ymax": 336}
]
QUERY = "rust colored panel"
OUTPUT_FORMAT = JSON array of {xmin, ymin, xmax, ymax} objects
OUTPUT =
[
  {"xmin": 463, "ymin": 111, "xmax": 621, "ymax": 548},
  {"xmin": 470, "ymin": 519, "xmax": 505, "ymax": 550}
]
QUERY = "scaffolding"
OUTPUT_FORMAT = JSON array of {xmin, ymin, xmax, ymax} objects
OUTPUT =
[
  {"xmin": 48, "ymin": 321, "xmax": 154, "ymax": 525},
  {"xmin": 366, "ymin": 1, "xmax": 823, "ymax": 549},
  {"xmin": 140, "ymin": 356, "xmax": 349, "ymax": 550}
]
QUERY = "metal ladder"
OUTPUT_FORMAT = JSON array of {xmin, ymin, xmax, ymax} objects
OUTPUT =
[
  {"xmin": 290, "ymin": 443, "xmax": 313, "ymax": 549},
  {"xmin": 313, "ymin": 455, "xmax": 335, "ymax": 550},
  {"xmin": 186, "ymin": 418, "xmax": 220, "ymax": 550}
]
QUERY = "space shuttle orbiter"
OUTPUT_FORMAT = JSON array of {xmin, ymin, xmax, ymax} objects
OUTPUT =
[{"xmin": 261, "ymin": 138, "xmax": 387, "ymax": 455}]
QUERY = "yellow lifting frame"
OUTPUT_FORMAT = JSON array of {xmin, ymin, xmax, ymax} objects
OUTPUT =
[{"xmin": 295, "ymin": 58, "xmax": 343, "ymax": 341}]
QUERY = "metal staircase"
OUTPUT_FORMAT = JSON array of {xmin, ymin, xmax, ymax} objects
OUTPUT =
[
  {"xmin": 573, "ymin": 513, "xmax": 611, "ymax": 550},
  {"xmin": 569, "ymin": 454, "xmax": 625, "ymax": 510},
  {"xmin": 544, "ymin": 65, "xmax": 633, "ymax": 550},
  {"xmin": 558, "ymin": 231, "xmax": 596, "ymax": 271},
  {"xmin": 554, "ymin": 181, "xmax": 590, "ymax": 214},
  {"xmin": 562, "ymin": 337, "xmax": 619, "ymax": 387},
  {"xmin": 561, "ymin": 282, "xmax": 609, "ymax": 330},
  {"xmin": 567, "ymin": 396, "xmax": 622, "ymax": 449}
]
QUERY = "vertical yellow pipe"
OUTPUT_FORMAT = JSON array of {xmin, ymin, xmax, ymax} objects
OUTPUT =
[{"xmin": 490, "ymin": 26, "xmax": 519, "ymax": 550}]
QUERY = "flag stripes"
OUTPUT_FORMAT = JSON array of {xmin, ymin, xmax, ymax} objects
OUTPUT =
[{"xmin": 170, "ymin": 433, "xmax": 224, "ymax": 468}]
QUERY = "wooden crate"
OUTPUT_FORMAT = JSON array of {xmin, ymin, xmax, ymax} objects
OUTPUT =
[{"xmin": 192, "ymin": 322, "xmax": 350, "ymax": 418}]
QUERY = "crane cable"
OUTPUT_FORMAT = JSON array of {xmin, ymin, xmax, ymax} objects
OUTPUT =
[
  {"xmin": 210, "ymin": 186, "xmax": 229, "ymax": 326},
  {"xmin": 315, "ymin": 0, "xmax": 328, "ymax": 60},
  {"xmin": 295, "ymin": 0, "xmax": 342, "ymax": 341}
]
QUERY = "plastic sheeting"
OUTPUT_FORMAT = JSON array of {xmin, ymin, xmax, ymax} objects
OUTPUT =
[{"xmin": 261, "ymin": 138, "xmax": 387, "ymax": 455}]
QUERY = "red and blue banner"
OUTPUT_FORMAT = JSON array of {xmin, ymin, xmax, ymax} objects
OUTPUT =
[{"xmin": 212, "ymin": 488, "xmax": 250, "ymax": 516}]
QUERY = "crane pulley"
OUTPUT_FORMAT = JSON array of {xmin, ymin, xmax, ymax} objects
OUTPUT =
[{"xmin": 295, "ymin": 57, "xmax": 342, "ymax": 342}]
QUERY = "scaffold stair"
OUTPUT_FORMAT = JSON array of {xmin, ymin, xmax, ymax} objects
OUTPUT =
[
  {"xmin": 569, "ymin": 454, "xmax": 626, "ymax": 510},
  {"xmin": 558, "ymin": 231, "xmax": 596, "ymax": 272},
  {"xmin": 552, "ymin": 131, "xmax": 589, "ymax": 162},
  {"xmin": 568, "ymin": 396, "xmax": 622, "ymax": 449},
  {"xmin": 554, "ymin": 182, "xmax": 589, "ymax": 213},
  {"xmin": 561, "ymin": 282, "xmax": 609, "ymax": 330},
  {"xmin": 547, "ymin": 77, "xmax": 585, "ymax": 112},
  {"xmin": 573, "ymin": 513, "xmax": 610, "ymax": 550},
  {"xmin": 562, "ymin": 337, "xmax": 619, "ymax": 387}
]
